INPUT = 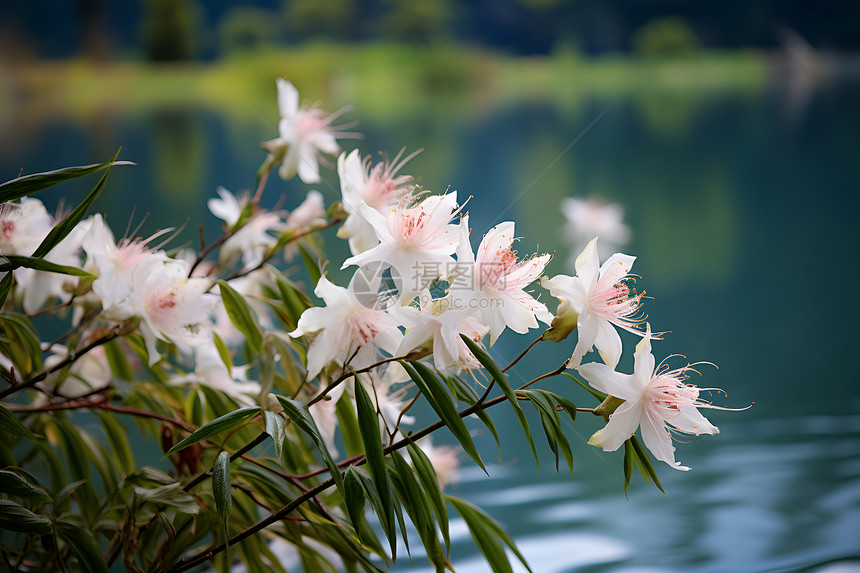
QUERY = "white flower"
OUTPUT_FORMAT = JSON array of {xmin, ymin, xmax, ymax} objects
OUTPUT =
[
  {"xmin": 577, "ymin": 325, "xmax": 721, "ymax": 471},
  {"xmin": 127, "ymin": 257, "xmax": 218, "ymax": 365},
  {"xmin": 541, "ymin": 237, "xmax": 651, "ymax": 369},
  {"xmin": 83, "ymin": 214, "xmax": 166, "ymax": 314},
  {"xmin": 169, "ymin": 344, "xmax": 260, "ymax": 406},
  {"xmin": 390, "ymin": 296, "xmax": 490, "ymax": 375},
  {"xmin": 449, "ymin": 214, "xmax": 552, "ymax": 344},
  {"xmin": 282, "ymin": 190, "xmax": 326, "ymax": 262},
  {"xmin": 0, "ymin": 198, "xmax": 89, "ymax": 313},
  {"xmin": 0, "ymin": 198, "xmax": 53, "ymax": 256},
  {"xmin": 341, "ymin": 192, "xmax": 461, "ymax": 303},
  {"xmin": 289, "ymin": 274, "xmax": 402, "ymax": 380},
  {"xmin": 336, "ymin": 148, "xmax": 419, "ymax": 255},
  {"xmin": 562, "ymin": 196, "xmax": 631, "ymax": 258},
  {"xmin": 209, "ymin": 187, "xmax": 283, "ymax": 271},
  {"xmin": 275, "ymin": 78, "xmax": 351, "ymax": 184}
]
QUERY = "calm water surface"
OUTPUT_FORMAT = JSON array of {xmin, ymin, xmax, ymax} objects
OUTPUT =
[{"xmin": 3, "ymin": 77, "xmax": 859, "ymax": 573}]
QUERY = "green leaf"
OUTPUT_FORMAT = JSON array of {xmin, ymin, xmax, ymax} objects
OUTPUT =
[
  {"xmin": 163, "ymin": 407, "xmax": 260, "ymax": 457},
  {"xmin": 0, "ymin": 271, "xmax": 11, "ymax": 309},
  {"xmin": 0, "ymin": 312, "xmax": 43, "ymax": 376},
  {"xmin": 212, "ymin": 331, "xmax": 233, "ymax": 376},
  {"xmin": 102, "ymin": 337, "xmax": 133, "ymax": 381},
  {"xmin": 274, "ymin": 395, "xmax": 344, "ymax": 493},
  {"xmin": 213, "ymin": 451, "xmax": 233, "ymax": 546},
  {"xmin": 0, "ymin": 499, "xmax": 52, "ymax": 534},
  {"xmin": 336, "ymin": 392, "xmax": 364, "ymax": 458},
  {"xmin": 297, "ymin": 242, "xmax": 322, "ymax": 287},
  {"xmin": 461, "ymin": 335, "xmax": 537, "ymax": 464},
  {"xmin": 629, "ymin": 435, "xmax": 666, "ymax": 494},
  {"xmin": 389, "ymin": 451, "xmax": 446, "ymax": 570},
  {"xmin": 95, "ymin": 411, "xmax": 136, "ymax": 475},
  {"xmin": 406, "ymin": 441, "xmax": 449, "ymax": 549},
  {"xmin": 623, "ymin": 440, "xmax": 635, "ymax": 497},
  {"xmin": 343, "ymin": 466, "xmax": 367, "ymax": 534},
  {"xmin": 217, "ymin": 280, "xmax": 263, "ymax": 353},
  {"xmin": 0, "ymin": 158, "xmax": 134, "ymax": 203},
  {"xmin": 32, "ymin": 150, "xmax": 120, "ymax": 259},
  {"xmin": 517, "ymin": 389, "xmax": 575, "ymax": 474},
  {"xmin": 448, "ymin": 495, "xmax": 533, "ymax": 573},
  {"xmin": 354, "ymin": 381, "xmax": 398, "ymax": 560},
  {"xmin": 0, "ymin": 255, "xmax": 94, "ymax": 276},
  {"xmin": 0, "ymin": 470, "xmax": 51, "ymax": 503},
  {"xmin": 263, "ymin": 410, "xmax": 285, "ymax": 459},
  {"xmin": 402, "ymin": 361, "xmax": 485, "ymax": 472},
  {"xmin": 133, "ymin": 483, "xmax": 200, "ymax": 514},
  {"xmin": 55, "ymin": 519, "xmax": 110, "ymax": 573},
  {"xmin": 0, "ymin": 403, "xmax": 39, "ymax": 440}
]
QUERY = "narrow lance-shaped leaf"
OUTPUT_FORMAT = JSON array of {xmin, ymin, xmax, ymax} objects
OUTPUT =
[
  {"xmin": 461, "ymin": 335, "xmax": 538, "ymax": 464},
  {"xmin": 447, "ymin": 495, "xmax": 533, "ymax": 573},
  {"xmin": 217, "ymin": 280, "xmax": 263, "ymax": 353},
  {"xmin": 0, "ymin": 403, "xmax": 39, "ymax": 440},
  {"xmin": 32, "ymin": 149, "xmax": 121, "ymax": 259},
  {"xmin": 406, "ymin": 440, "xmax": 450, "ymax": 549},
  {"xmin": 213, "ymin": 451, "xmax": 233, "ymax": 546},
  {"xmin": 297, "ymin": 242, "xmax": 322, "ymax": 286},
  {"xmin": 0, "ymin": 158, "xmax": 134, "ymax": 203},
  {"xmin": 0, "ymin": 256, "xmax": 94, "ymax": 276},
  {"xmin": 389, "ymin": 451, "xmax": 447, "ymax": 571},
  {"xmin": 354, "ymin": 380, "xmax": 398, "ymax": 560},
  {"xmin": 274, "ymin": 395, "xmax": 344, "ymax": 493},
  {"xmin": 263, "ymin": 410, "xmax": 285, "ymax": 459},
  {"xmin": 629, "ymin": 435, "xmax": 666, "ymax": 495},
  {"xmin": 163, "ymin": 407, "xmax": 260, "ymax": 457},
  {"xmin": 0, "ymin": 470, "xmax": 51, "ymax": 503},
  {"xmin": 623, "ymin": 440, "xmax": 635, "ymax": 497},
  {"xmin": 0, "ymin": 271, "xmax": 11, "ymax": 309},
  {"xmin": 55, "ymin": 520, "xmax": 110, "ymax": 573},
  {"xmin": 402, "ymin": 361, "xmax": 485, "ymax": 472}
]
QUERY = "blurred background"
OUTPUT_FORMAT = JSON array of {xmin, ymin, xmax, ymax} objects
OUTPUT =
[{"xmin": 2, "ymin": 1, "xmax": 859, "ymax": 572}]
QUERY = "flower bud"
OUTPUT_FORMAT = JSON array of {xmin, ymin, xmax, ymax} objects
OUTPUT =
[{"xmin": 541, "ymin": 300, "xmax": 578, "ymax": 342}]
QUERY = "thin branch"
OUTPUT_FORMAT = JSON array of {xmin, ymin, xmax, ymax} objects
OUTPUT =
[
  {"xmin": 0, "ymin": 327, "xmax": 123, "ymax": 399},
  {"xmin": 502, "ymin": 332, "xmax": 544, "ymax": 373}
]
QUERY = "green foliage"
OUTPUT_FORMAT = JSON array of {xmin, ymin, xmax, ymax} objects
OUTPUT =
[
  {"xmin": 632, "ymin": 17, "xmax": 702, "ymax": 58},
  {"xmin": 140, "ymin": 0, "xmax": 204, "ymax": 61},
  {"xmin": 164, "ymin": 407, "xmax": 260, "ymax": 456}
]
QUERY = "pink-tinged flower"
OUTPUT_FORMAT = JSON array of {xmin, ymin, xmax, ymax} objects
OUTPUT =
[
  {"xmin": 275, "ymin": 78, "xmax": 353, "ymax": 184},
  {"xmin": 127, "ymin": 257, "xmax": 218, "ymax": 365},
  {"xmin": 541, "ymin": 237, "xmax": 653, "ymax": 369},
  {"xmin": 450, "ymin": 214, "xmax": 552, "ymax": 344},
  {"xmin": 208, "ymin": 187, "xmax": 283, "ymax": 271},
  {"xmin": 289, "ymin": 274, "xmax": 402, "ymax": 380},
  {"xmin": 0, "ymin": 198, "xmax": 88, "ymax": 313},
  {"xmin": 336, "ymin": 148, "xmax": 420, "ymax": 254},
  {"xmin": 0, "ymin": 198, "xmax": 53, "ymax": 256},
  {"xmin": 83, "ymin": 214, "xmax": 168, "ymax": 314},
  {"xmin": 390, "ymin": 296, "xmax": 490, "ymax": 375},
  {"xmin": 342, "ymin": 192, "xmax": 462, "ymax": 302},
  {"xmin": 577, "ymin": 325, "xmax": 722, "ymax": 471}
]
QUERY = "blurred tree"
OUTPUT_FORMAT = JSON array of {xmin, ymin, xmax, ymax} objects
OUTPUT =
[
  {"xmin": 283, "ymin": 0, "xmax": 356, "ymax": 41},
  {"xmin": 631, "ymin": 16, "xmax": 701, "ymax": 58},
  {"xmin": 218, "ymin": 7, "xmax": 281, "ymax": 55},
  {"xmin": 75, "ymin": 0, "xmax": 110, "ymax": 61},
  {"xmin": 140, "ymin": 0, "xmax": 204, "ymax": 61},
  {"xmin": 379, "ymin": 0, "xmax": 453, "ymax": 43}
]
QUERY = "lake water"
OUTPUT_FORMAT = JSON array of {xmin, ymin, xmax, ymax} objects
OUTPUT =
[{"xmin": 3, "ymin": 67, "xmax": 859, "ymax": 572}]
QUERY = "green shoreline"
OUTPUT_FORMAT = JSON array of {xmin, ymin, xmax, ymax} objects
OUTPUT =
[{"xmin": 4, "ymin": 43, "xmax": 766, "ymax": 124}]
